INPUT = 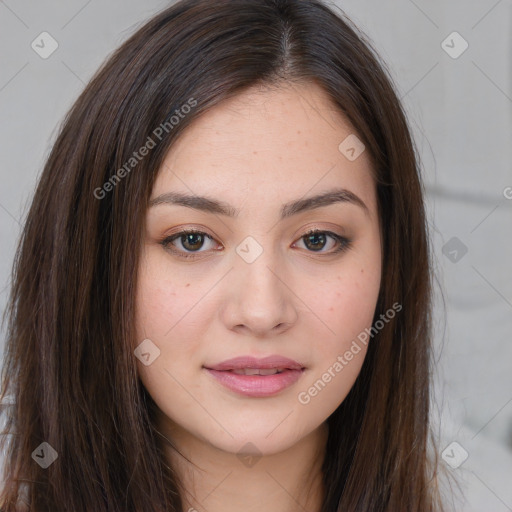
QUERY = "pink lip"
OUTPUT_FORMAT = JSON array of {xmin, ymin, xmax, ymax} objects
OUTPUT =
[
  {"xmin": 207, "ymin": 355, "xmax": 304, "ymax": 371},
  {"xmin": 204, "ymin": 355, "xmax": 305, "ymax": 398}
]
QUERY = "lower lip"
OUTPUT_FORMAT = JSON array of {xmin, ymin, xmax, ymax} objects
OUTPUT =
[{"xmin": 205, "ymin": 368, "xmax": 304, "ymax": 397}]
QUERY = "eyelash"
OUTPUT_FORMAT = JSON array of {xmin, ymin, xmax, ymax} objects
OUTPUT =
[{"xmin": 160, "ymin": 228, "xmax": 352, "ymax": 260}]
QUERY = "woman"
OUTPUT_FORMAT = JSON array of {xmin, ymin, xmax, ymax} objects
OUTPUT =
[{"xmin": 0, "ymin": 0, "xmax": 447, "ymax": 510}]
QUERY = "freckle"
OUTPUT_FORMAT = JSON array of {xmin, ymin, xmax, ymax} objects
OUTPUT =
[{"xmin": 186, "ymin": 283, "xmax": 190, "ymax": 287}]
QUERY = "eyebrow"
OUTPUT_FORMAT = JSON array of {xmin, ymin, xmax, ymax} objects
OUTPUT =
[{"xmin": 149, "ymin": 187, "xmax": 369, "ymax": 219}]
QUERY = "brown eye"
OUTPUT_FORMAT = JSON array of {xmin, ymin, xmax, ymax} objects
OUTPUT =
[
  {"xmin": 179, "ymin": 232, "xmax": 207, "ymax": 251},
  {"xmin": 295, "ymin": 229, "xmax": 351, "ymax": 255},
  {"xmin": 303, "ymin": 231, "xmax": 328, "ymax": 251},
  {"xmin": 161, "ymin": 229, "xmax": 219, "ymax": 259}
]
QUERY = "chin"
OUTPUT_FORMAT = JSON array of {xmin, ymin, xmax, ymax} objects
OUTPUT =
[
  {"xmin": 194, "ymin": 412, "xmax": 321, "ymax": 457},
  {"xmin": 210, "ymin": 430, "xmax": 304, "ymax": 457}
]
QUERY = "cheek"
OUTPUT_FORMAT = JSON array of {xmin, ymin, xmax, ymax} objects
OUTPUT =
[
  {"xmin": 133, "ymin": 253, "xmax": 213, "ymax": 399},
  {"xmin": 134, "ymin": 258, "xmax": 214, "ymax": 427},
  {"xmin": 307, "ymin": 262, "xmax": 381, "ymax": 353},
  {"xmin": 295, "ymin": 259, "xmax": 381, "ymax": 410},
  {"xmin": 135, "ymin": 250, "xmax": 209, "ymax": 344}
]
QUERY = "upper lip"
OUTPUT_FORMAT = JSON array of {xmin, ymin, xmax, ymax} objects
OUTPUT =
[{"xmin": 205, "ymin": 355, "xmax": 304, "ymax": 371}]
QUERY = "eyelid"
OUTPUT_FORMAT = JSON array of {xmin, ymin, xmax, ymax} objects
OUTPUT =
[
  {"xmin": 293, "ymin": 228, "xmax": 351, "ymax": 255},
  {"xmin": 160, "ymin": 225, "xmax": 352, "ymax": 260},
  {"xmin": 161, "ymin": 227, "xmax": 220, "ymax": 259}
]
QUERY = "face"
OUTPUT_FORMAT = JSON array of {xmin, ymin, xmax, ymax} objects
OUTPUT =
[{"xmin": 135, "ymin": 81, "xmax": 382, "ymax": 456}]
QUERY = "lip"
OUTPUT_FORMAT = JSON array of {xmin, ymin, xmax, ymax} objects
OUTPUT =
[
  {"xmin": 206, "ymin": 355, "xmax": 304, "ymax": 371},
  {"xmin": 204, "ymin": 355, "xmax": 305, "ymax": 398}
]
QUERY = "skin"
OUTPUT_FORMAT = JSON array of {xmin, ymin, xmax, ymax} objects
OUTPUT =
[{"xmin": 135, "ymin": 81, "xmax": 382, "ymax": 512}]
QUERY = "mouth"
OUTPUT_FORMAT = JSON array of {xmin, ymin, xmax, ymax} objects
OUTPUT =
[
  {"xmin": 205, "ymin": 355, "xmax": 304, "ymax": 372},
  {"xmin": 228, "ymin": 368, "xmax": 286, "ymax": 376},
  {"xmin": 204, "ymin": 355, "xmax": 305, "ymax": 397}
]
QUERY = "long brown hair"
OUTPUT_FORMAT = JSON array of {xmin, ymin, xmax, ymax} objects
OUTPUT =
[{"xmin": 0, "ymin": 0, "xmax": 445, "ymax": 510}]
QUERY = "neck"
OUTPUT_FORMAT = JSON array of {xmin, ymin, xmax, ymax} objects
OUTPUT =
[{"xmin": 158, "ymin": 419, "xmax": 328, "ymax": 512}]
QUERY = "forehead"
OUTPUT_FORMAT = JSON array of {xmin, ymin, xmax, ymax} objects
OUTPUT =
[{"xmin": 152, "ymin": 82, "xmax": 377, "ymax": 218}]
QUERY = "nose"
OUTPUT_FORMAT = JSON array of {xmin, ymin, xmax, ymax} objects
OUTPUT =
[{"xmin": 219, "ymin": 249, "xmax": 299, "ymax": 338}]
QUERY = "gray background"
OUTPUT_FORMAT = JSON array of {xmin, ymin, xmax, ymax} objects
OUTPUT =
[{"xmin": 0, "ymin": 1, "xmax": 511, "ymax": 510}]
